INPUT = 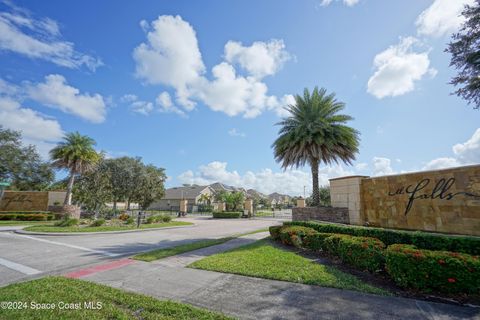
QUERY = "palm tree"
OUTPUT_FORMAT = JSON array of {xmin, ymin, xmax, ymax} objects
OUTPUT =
[
  {"xmin": 50, "ymin": 132, "xmax": 101, "ymax": 206},
  {"xmin": 273, "ymin": 87, "xmax": 360, "ymax": 206}
]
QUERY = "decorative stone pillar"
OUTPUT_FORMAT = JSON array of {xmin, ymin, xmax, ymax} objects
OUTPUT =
[
  {"xmin": 329, "ymin": 175, "xmax": 368, "ymax": 225},
  {"xmin": 180, "ymin": 199, "xmax": 188, "ymax": 213},
  {"xmin": 244, "ymin": 199, "xmax": 253, "ymax": 217},
  {"xmin": 296, "ymin": 198, "xmax": 306, "ymax": 208}
]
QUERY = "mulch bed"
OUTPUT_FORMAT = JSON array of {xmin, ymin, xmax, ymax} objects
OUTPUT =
[{"xmin": 267, "ymin": 239, "xmax": 480, "ymax": 307}]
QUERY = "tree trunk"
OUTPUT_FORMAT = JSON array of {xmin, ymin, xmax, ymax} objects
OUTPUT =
[
  {"xmin": 310, "ymin": 159, "xmax": 320, "ymax": 206},
  {"xmin": 127, "ymin": 198, "xmax": 131, "ymax": 210},
  {"xmin": 64, "ymin": 173, "xmax": 75, "ymax": 205},
  {"xmin": 113, "ymin": 200, "xmax": 117, "ymax": 210}
]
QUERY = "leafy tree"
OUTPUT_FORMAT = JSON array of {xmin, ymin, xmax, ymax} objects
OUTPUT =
[
  {"xmin": 50, "ymin": 132, "xmax": 101, "ymax": 205},
  {"xmin": 273, "ymin": 87, "xmax": 359, "ymax": 206},
  {"xmin": 74, "ymin": 159, "xmax": 113, "ymax": 215},
  {"xmin": 198, "ymin": 193, "xmax": 212, "ymax": 205},
  {"xmin": 0, "ymin": 126, "xmax": 54, "ymax": 190},
  {"xmin": 319, "ymin": 186, "xmax": 331, "ymax": 206},
  {"xmin": 446, "ymin": 1, "xmax": 480, "ymax": 108},
  {"xmin": 134, "ymin": 164, "xmax": 166, "ymax": 210}
]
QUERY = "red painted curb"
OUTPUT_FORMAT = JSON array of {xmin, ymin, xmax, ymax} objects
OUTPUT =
[{"xmin": 64, "ymin": 258, "xmax": 136, "ymax": 279}]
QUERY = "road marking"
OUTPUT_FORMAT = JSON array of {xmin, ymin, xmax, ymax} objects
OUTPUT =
[
  {"xmin": 13, "ymin": 234, "xmax": 120, "ymax": 257},
  {"xmin": 65, "ymin": 259, "xmax": 136, "ymax": 278},
  {"xmin": 0, "ymin": 257, "xmax": 41, "ymax": 275}
]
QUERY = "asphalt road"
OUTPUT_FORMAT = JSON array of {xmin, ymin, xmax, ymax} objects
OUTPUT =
[{"xmin": 0, "ymin": 217, "xmax": 280, "ymax": 287}]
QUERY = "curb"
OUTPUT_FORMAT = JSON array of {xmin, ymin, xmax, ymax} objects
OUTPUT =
[{"xmin": 14, "ymin": 224, "xmax": 196, "ymax": 236}]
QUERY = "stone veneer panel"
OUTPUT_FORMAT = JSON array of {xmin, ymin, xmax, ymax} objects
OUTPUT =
[
  {"xmin": 0, "ymin": 191, "xmax": 49, "ymax": 211},
  {"xmin": 360, "ymin": 165, "xmax": 480, "ymax": 236}
]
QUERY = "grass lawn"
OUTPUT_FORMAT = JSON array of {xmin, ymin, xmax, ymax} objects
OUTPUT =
[
  {"xmin": 0, "ymin": 220, "xmax": 59, "ymax": 226},
  {"xmin": 0, "ymin": 276, "xmax": 231, "ymax": 320},
  {"xmin": 189, "ymin": 240, "xmax": 389, "ymax": 296},
  {"xmin": 133, "ymin": 237, "xmax": 235, "ymax": 262},
  {"xmin": 23, "ymin": 221, "xmax": 193, "ymax": 233}
]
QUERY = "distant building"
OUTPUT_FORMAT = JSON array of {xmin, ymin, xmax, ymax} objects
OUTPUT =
[{"xmin": 148, "ymin": 185, "xmax": 214, "ymax": 211}]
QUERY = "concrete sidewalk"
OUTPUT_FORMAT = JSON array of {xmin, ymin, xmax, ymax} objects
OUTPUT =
[{"xmin": 66, "ymin": 234, "xmax": 480, "ymax": 320}]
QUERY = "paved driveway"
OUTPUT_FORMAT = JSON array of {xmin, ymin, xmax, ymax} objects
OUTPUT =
[{"xmin": 0, "ymin": 217, "xmax": 280, "ymax": 287}]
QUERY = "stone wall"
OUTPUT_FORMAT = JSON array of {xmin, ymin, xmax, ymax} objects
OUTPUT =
[
  {"xmin": 292, "ymin": 207, "xmax": 349, "ymax": 224},
  {"xmin": 361, "ymin": 165, "xmax": 480, "ymax": 236},
  {"xmin": 0, "ymin": 191, "xmax": 49, "ymax": 211}
]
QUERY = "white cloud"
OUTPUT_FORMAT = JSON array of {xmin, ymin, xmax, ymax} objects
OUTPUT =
[
  {"xmin": 224, "ymin": 39, "xmax": 291, "ymax": 79},
  {"xmin": 355, "ymin": 162, "xmax": 368, "ymax": 171},
  {"xmin": 132, "ymin": 15, "xmax": 292, "ymax": 118},
  {"xmin": 0, "ymin": 96, "xmax": 63, "ymax": 158},
  {"xmin": 452, "ymin": 128, "xmax": 480, "ymax": 164},
  {"xmin": 26, "ymin": 74, "xmax": 106, "ymax": 123},
  {"xmin": 155, "ymin": 91, "xmax": 186, "ymax": 116},
  {"xmin": 372, "ymin": 157, "xmax": 395, "ymax": 176},
  {"xmin": 416, "ymin": 0, "xmax": 474, "ymax": 38},
  {"xmin": 178, "ymin": 161, "xmax": 353, "ymax": 195},
  {"xmin": 367, "ymin": 37, "xmax": 435, "ymax": 99},
  {"xmin": 423, "ymin": 128, "xmax": 480, "ymax": 170},
  {"xmin": 228, "ymin": 128, "xmax": 246, "ymax": 137},
  {"xmin": 0, "ymin": 4, "xmax": 101, "ymax": 71},
  {"xmin": 423, "ymin": 157, "xmax": 460, "ymax": 171},
  {"xmin": 130, "ymin": 100, "xmax": 153, "ymax": 115},
  {"xmin": 320, "ymin": 0, "xmax": 360, "ymax": 7}
]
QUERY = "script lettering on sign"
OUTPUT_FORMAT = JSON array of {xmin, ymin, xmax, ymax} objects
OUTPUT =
[{"xmin": 388, "ymin": 177, "xmax": 480, "ymax": 215}]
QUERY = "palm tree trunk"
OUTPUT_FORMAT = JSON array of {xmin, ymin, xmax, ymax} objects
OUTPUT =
[
  {"xmin": 64, "ymin": 173, "xmax": 75, "ymax": 205},
  {"xmin": 310, "ymin": 159, "xmax": 320, "ymax": 206}
]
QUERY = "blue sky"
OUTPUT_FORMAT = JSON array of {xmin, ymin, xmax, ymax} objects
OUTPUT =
[{"xmin": 0, "ymin": 0, "xmax": 478, "ymax": 195}]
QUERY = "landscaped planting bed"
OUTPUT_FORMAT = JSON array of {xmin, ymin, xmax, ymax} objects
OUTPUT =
[
  {"xmin": 285, "ymin": 221, "xmax": 480, "ymax": 255},
  {"xmin": 212, "ymin": 211, "xmax": 242, "ymax": 218},
  {"xmin": 271, "ymin": 223, "xmax": 480, "ymax": 296}
]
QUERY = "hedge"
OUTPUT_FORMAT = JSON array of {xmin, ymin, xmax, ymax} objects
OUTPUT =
[
  {"xmin": 269, "ymin": 226, "xmax": 282, "ymax": 240},
  {"xmin": 0, "ymin": 211, "xmax": 52, "ymax": 215},
  {"xmin": 212, "ymin": 212, "xmax": 242, "ymax": 219},
  {"xmin": 278, "ymin": 226, "xmax": 318, "ymax": 247},
  {"xmin": 285, "ymin": 221, "xmax": 480, "ymax": 255},
  {"xmin": 0, "ymin": 213, "xmax": 52, "ymax": 221},
  {"xmin": 335, "ymin": 236, "xmax": 386, "ymax": 272},
  {"xmin": 385, "ymin": 244, "xmax": 480, "ymax": 294},
  {"xmin": 303, "ymin": 232, "xmax": 333, "ymax": 251}
]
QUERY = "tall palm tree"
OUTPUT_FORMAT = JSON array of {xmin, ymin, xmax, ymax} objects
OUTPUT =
[
  {"xmin": 273, "ymin": 87, "xmax": 360, "ymax": 206},
  {"xmin": 50, "ymin": 132, "xmax": 101, "ymax": 206}
]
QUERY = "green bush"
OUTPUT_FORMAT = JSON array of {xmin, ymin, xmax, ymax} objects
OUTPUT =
[
  {"xmin": 212, "ymin": 212, "xmax": 242, "ymax": 219},
  {"xmin": 146, "ymin": 215, "xmax": 156, "ymax": 224},
  {"xmin": 16, "ymin": 214, "xmax": 50, "ymax": 221},
  {"xmin": 0, "ymin": 214, "xmax": 16, "ymax": 220},
  {"xmin": 285, "ymin": 221, "xmax": 480, "ymax": 255},
  {"xmin": 303, "ymin": 232, "xmax": 333, "ymax": 251},
  {"xmin": 336, "ymin": 236, "xmax": 386, "ymax": 272},
  {"xmin": 90, "ymin": 219, "xmax": 105, "ymax": 227},
  {"xmin": 0, "ymin": 211, "xmax": 51, "ymax": 215},
  {"xmin": 161, "ymin": 214, "xmax": 172, "ymax": 223},
  {"xmin": 55, "ymin": 218, "xmax": 79, "ymax": 227},
  {"xmin": 269, "ymin": 226, "xmax": 282, "ymax": 240},
  {"xmin": 126, "ymin": 217, "xmax": 135, "ymax": 224},
  {"xmin": 385, "ymin": 244, "xmax": 480, "ymax": 294},
  {"xmin": 322, "ymin": 234, "xmax": 352, "ymax": 254},
  {"xmin": 279, "ymin": 226, "xmax": 318, "ymax": 247}
]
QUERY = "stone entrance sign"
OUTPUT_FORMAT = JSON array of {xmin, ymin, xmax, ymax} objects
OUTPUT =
[
  {"xmin": 329, "ymin": 165, "xmax": 480, "ymax": 236},
  {"xmin": 0, "ymin": 191, "xmax": 49, "ymax": 211}
]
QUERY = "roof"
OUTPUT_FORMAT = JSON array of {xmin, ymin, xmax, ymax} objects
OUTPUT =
[{"xmin": 163, "ymin": 185, "xmax": 210, "ymax": 200}]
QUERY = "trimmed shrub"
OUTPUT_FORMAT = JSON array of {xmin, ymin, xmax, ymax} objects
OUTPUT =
[
  {"xmin": 279, "ymin": 226, "xmax": 318, "ymax": 247},
  {"xmin": 303, "ymin": 232, "xmax": 334, "ymax": 251},
  {"xmin": 90, "ymin": 219, "xmax": 105, "ymax": 227},
  {"xmin": 385, "ymin": 244, "xmax": 480, "ymax": 294},
  {"xmin": 269, "ymin": 226, "xmax": 282, "ymax": 240},
  {"xmin": 16, "ymin": 214, "xmax": 50, "ymax": 221},
  {"xmin": 284, "ymin": 221, "xmax": 480, "ymax": 255},
  {"xmin": 55, "ymin": 218, "xmax": 79, "ymax": 227},
  {"xmin": 336, "ymin": 236, "xmax": 386, "ymax": 272},
  {"xmin": 126, "ymin": 217, "xmax": 135, "ymax": 224},
  {"xmin": 161, "ymin": 214, "xmax": 172, "ymax": 223},
  {"xmin": 0, "ymin": 211, "xmax": 51, "ymax": 215},
  {"xmin": 322, "ymin": 234, "xmax": 352, "ymax": 254},
  {"xmin": 0, "ymin": 214, "xmax": 16, "ymax": 220},
  {"xmin": 146, "ymin": 215, "xmax": 157, "ymax": 224},
  {"xmin": 212, "ymin": 212, "xmax": 242, "ymax": 219}
]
